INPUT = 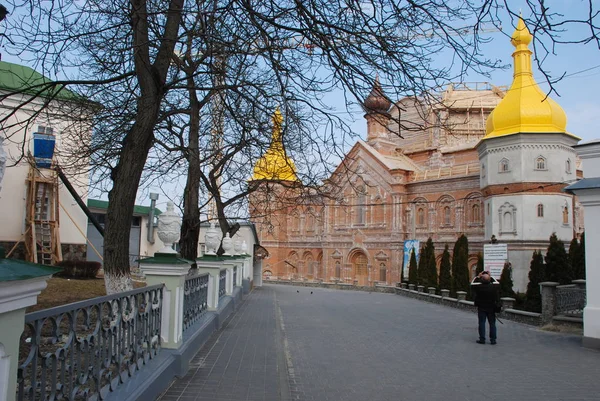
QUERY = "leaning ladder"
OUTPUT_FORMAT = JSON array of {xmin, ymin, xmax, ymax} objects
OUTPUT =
[{"xmin": 25, "ymin": 162, "xmax": 62, "ymax": 265}]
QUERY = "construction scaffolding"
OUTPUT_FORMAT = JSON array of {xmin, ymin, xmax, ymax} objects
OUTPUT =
[{"xmin": 24, "ymin": 159, "xmax": 62, "ymax": 265}]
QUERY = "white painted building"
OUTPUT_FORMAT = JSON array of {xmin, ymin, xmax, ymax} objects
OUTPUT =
[{"xmin": 0, "ymin": 61, "xmax": 92, "ymax": 261}]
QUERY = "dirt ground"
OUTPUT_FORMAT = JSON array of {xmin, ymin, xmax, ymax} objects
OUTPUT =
[{"xmin": 28, "ymin": 277, "xmax": 146, "ymax": 313}]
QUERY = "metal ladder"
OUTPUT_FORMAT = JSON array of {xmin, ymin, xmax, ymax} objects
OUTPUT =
[{"xmin": 34, "ymin": 182, "xmax": 54, "ymax": 265}]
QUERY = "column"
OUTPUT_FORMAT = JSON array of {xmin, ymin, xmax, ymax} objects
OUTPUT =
[
  {"xmin": 196, "ymin": 256, "xmax": 225, "ymax": 311},
  {"xmin": 139, "ymin": 253, "xmax": 192, "ymax": 349}
]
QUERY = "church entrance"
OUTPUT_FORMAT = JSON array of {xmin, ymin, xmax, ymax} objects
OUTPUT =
[{"xmin": 351, "ymin": 252, "xmax": 369, "ymax": 286}]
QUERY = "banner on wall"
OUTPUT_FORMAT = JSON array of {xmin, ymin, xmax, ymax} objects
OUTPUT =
[
  {"xmin": 403, "ymin": 240, "xmax": 420, "ymax": 280},
  {"xmin": 483, "ymin": 244, "xmax": 508, "ymax": 280}
]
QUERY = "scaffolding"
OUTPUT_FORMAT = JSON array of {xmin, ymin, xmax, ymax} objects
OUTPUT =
[{"xmin": 24, "ymin": 159, "xmax": 62, "ymax": 265}]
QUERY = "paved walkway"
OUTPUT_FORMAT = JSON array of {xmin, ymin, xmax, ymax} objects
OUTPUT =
[{"xmin": 158, "ymin": 285, "xmax": 600, "ymax": 401}]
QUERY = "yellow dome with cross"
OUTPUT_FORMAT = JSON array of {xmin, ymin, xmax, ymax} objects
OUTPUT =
[
  {"xmin": 252, "ymin": 108, "xmax": 299, "ymax": 181},
  {"xmin": 483, "ymin": 18, "xmax": 578, "ymax": 140}
]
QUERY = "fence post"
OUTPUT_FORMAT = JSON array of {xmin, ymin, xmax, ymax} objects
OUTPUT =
[
  {"xmin": 417, "ymin": 285, "xmax": 424, "ymax": 293},
  {"xmin": 440, "ymin": 289, "xmax": 450, "ymax": 298},
  {"xmin": 501, "ymin": 297, "xmax": 516, "ymax": 310},
  {"xmin": 196, "ymin": 256, "xmax": 224, "ymax": 311},
  {"xmin": 456, "ymin": 291, "xmax": 467, "ymax": 301},
  {"xmin": 0, "ymin": 248, "xmax": 59, "ymax": 401},
  {"xmin": 572, "ymin": 279, "xmax": 586, "ymax": 290},
  {"xmin": 139, "ymin": 253, "xmax": 191, "ymax": 349},
  {"xmin": 428, "ymin": 287, "xmax": 436, "ymax": 295},
  {"xmin": 540, "ymin": 282, "xmax": 560, "ymax": 325},
  {"xmin": 222, "ymin": 258, "xmax": 235, "ymax": 295}
]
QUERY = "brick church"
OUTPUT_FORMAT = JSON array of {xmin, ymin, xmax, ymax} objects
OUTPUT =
[{"xmin": 249, "ymin": 19, "xmax": 584, "ymax": 292}]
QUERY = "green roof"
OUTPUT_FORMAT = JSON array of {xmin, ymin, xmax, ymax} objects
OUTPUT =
[
  {"xmin": 0, "ymin": 247, "xmax": 62, "ymax": 282},
  {"xmin": 0, "ymin": 61, "xmax": 81, "ymax": 102},
  {"xmin": 87, "ymin": 198, "xmax": 162, "ymax": 216}
]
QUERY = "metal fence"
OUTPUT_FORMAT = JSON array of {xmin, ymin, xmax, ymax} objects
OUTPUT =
[
  {"xmin": 183, "ymin": 273, "xmax": 209, "ymax": 332},
  {"xmin": 17, "ymin": 284, "xmax": 163, "ymax": 401},
  {"xmin": 219, "ymin": 269, "xmax": 227, "ymax": 298},
  {"xmin": 233, "ymin": 266, "xmax": 237, "ymax": 288},
  {"xmin": 555, "ymin": 284, "xmax": 586, "ymax": 317}
]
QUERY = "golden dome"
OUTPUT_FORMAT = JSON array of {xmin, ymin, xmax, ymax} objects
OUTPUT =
[
  {"xmin": 484, "ymin": 18, "xmax": 578, "ymax": 140},
  {"xmin": 251, "ymin": 108, "xmax": 299, "ymax": 181}
]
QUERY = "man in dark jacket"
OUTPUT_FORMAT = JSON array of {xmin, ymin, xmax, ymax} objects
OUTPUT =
[{"xmin": 471, "ymin": 271, "xmax": 500, "ymax": 345}]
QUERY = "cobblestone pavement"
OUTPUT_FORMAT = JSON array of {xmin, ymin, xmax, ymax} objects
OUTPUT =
[{"xmin": 158, "ymin": 284, "xmax": 600, "ymax": 401}]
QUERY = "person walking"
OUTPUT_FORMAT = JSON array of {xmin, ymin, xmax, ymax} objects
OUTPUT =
[{"xmin": 471, "ymin": 271, "xmax": 501, "ymax": 345}]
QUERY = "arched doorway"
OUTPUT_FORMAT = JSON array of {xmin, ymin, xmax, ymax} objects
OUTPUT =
[{"xmin": 350, "ymin": 250, "xmax": 369, "ymax": 286}]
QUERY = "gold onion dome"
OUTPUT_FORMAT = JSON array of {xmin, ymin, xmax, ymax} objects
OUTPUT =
[
  {"xmin": 364, "ymin": 75, "xmax": 391, "ymax": 114},
  {"xmin": 484, "ymin": 18, "xmax": 577, "ymax": 139},
  {"xmin": 251, "ymin": 108, "xmax": 299, "ymax": 181}
]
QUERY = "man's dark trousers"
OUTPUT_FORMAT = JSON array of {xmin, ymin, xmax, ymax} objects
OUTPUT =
[{"xmin": 478, "ymin": 309, "xmax": 496, "ymax": 342}]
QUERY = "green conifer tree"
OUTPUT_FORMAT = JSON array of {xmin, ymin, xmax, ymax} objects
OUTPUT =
[
  {"xmin": 408, "ymin": 248, "xmax": 418, "ymax": 284},
  {"xmin": 475, "ymin": 253, "xmax": 484, "ymax": 275},
  {"xmin": 568, "ymin": 237, "xmax": 580, "ymax": 282},
  {"xmin": 578, "ymin": 232, "xmax": 586, "ymax": 279},
  {"xmin": 439, "ymin": 244, "xmax": 452, "ymax": 291},
  {"xmin": 525, "ymin": 250, "xmax": 545, "ymax": 312},
  {"xmin": 416, "ymin": 245, "xmax": 426, "ymax": 286},
  {"xmin": 499, "ymin": 261, "xmax": 515, "ymax": 298},
  {"xmin": 424, "ymin": 237, "xmax": 437, "ymax": 289},
  {"xmin": 545, "ymin": 233, "xmax": 570, "ymax": 284},
  {"xmin": 451, "ymin": 234, "xmax": 470, "ymax": 295}
]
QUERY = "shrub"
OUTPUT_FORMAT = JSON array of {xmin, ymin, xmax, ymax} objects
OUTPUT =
[
  {"xmin": 408, "ymin": 248, "xmax": 418, "ymax": 284},
  {"xmin": 499, "ymin": 262, "xmax": 515, "ymax": 298},
  {"xmin": 451, "ymin": 234, "xmax": 469, "ymax": 296},
  {"xmin": 525, "ymin": 250, "xmax": 545, "ymax": 313},
  {"xmin": 545, "ymin": 233, "xmax": 570, "ymax": 284},
  {"xmin": 55, "ymin": 260, "xmax": 102, "ymax": 279},
  {"xmin": 439, "ymin": 244, "xmax": 452, "ymax": 291}
]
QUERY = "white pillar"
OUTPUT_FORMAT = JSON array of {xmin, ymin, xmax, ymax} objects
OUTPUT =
[
  {"xmin": 196, "ymin": 257, "xmax": 225, "ymax": 311},
  {"xmin": 222, "ymin": 259, "xmax": 235, "ymax": 295},
  {"xmin": 139, "ymin": 254, "xmax": 191, "ymax": 349},
  {"xmin": 0, "ymin": 249, "xmax": 57, "ymax": 401}
]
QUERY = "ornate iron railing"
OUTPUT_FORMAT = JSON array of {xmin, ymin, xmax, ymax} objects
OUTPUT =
[
  {"xmin": 556, "ymin": 285, "xmax": 586, "ymax": 316},
  {"xmin": 183, "ymin": 273, "xmax": 209, "ymax": 332},
  {"xmin": 219, "ymin": 269, "xmax": 227, "ymax": 298},
  {"xmin": 233, "ymin": 266, "xmax": 238, "ymax": 288},
  {"xmin": 17, "ymin": 284, "xmax": 163, "ymax": 401}
]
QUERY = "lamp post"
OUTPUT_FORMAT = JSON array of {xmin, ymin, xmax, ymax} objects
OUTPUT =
[{"xmin": 148, "ymin": 192, "xmax": 159, "ymax": 243}]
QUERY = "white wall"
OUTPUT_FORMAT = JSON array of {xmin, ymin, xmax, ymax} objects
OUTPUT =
[{"xmin": 0, "ymin": 94, "xmax": 90, "ymax": 245}]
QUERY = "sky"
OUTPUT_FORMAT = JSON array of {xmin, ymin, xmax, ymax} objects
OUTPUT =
[{"xmin": 2, "ymin": 1, "xmax": 599, "ymax": 207}]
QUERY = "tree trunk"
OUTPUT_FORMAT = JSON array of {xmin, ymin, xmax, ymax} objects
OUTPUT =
[
  {"xmin": 179, "ymin": 66, "xmax": 201, "ymax": 266},
  {"xmin": 103, "ymin": 0, "xmax": 183, "ymax": 293}
]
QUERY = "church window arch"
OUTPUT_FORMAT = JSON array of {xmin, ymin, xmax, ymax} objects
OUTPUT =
[
  {"xmin": 563, "ymin": 206, "xmax": 569, "ymax": 225},
  {"xmin": 356, "ymin": 186, "xmax": 366, "ymax": 225},
  {"xmin": 537, "ymin": 204, "xmax": 544, "ymax": 218},
  {"xmin": 379, "ymin": 263, "xmax": 387, "ymax": 282},
  {"xmin": 499, "ymin": 158, "xmax": 510, "ymax": 173},
  {"xmin": 335, "ymin": 261, "xmax": 341, "ymax": 279},
  {"xmin": 417, "ymin": 207, "xmax": 425, "ymax": 226},
  {"xmin": 498, "ymin": 202, "xmax": 517, "ymax": 235},
  {"xmin": 566, "ymin": 159, "xmax": 572, "ymax": 174},
  {"xmin": 291, "ymin": 212, "xmax": 300, "ymax": 232},
  {"xmin": 472, "ymin": 204, "xmax": 481, "ymax": 223},
  {"xmin": 305, "ymin": 208, "xmax": 315, "ymax": 232},
  {"xmin": 481, "ymin": 164, "xmax": 486, "ymax": 178},
  {"xmin": 437, "ymin": 195, "xmax": 455, "ymax": 228},
  {"xmin": 535, "ymin": 156, "xmax": 547, "ymax": 170},
  {"xmin": 444, "ymin": 206, "xmax": 451, "ymax": 225}
]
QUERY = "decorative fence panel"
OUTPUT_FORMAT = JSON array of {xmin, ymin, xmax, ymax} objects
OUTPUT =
[
  {"xmin": 233, "ymin": 267, "xmax": 237, "ymax": 288},
  {"xmin": 183, "ymin": 274, "xmax": 209, "ymax": 332},
  {"xmin": 17, "ymin": 284, "xmax": 164, "ymax": 401},
  {"xmin": 555, "ymin": 284, "xmax": 586, "ymax": 317},
  {"xmin": 219, "ymin": 269, "xmax": 227, "ymax": 298}
]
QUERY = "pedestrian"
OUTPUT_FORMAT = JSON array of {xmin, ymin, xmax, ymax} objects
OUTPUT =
[{"xmin": 471, "ymin": 271, "xmax": 501, "ymax": 345}]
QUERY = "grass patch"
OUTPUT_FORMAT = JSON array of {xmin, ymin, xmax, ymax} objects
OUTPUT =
[
  {"xmin": 540, "ymin": 324, "xmax": 583, "ymax": 336},
  {"xmin": 28, "ymin": 277, "xmax": 146, "ymax": 313}
]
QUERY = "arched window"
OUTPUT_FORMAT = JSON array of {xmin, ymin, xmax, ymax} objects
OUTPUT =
[
  {"xmin": 535, "ymin": 156, "xmax": 546, "ymax": 170},
  {"xmin": 335, "ymin": 261, "xmax": 341, "ymax": 279},
  {"xmin": 481, "ymin": 164, "xmax": 486, "ymax": 178},
  {"xmin": 566, "ymin": 159, "xmax": 572, "ymax": 173},
  {"xmin": 306, "ymin": 210, "xmax": 315, "ymax": 232},
  {"xmin": 499, "ymin": 158, "xmax": 509, "ymax": 173},
  {"xmin": 563, "ymin": 206, "xmax": 569, "ymax": 225},
  {"xmin": 444, "ymin": 206, "xmax": 451, "ymax": 225},
  {"xmin": 354, "ymin": 254, "xmax": 368, "ymax": 275},
  {"xmin": 379, "ymin": 263, "xmax": 387, "ymax": 282},
  {"xmin": 356, "ymin": 188, "xmax": 366, "ymax": 225},
  {"xmin": 417, "ymin": 207, "xmax": 425, "ymax": 226},
  {"xmin": 537, "ymin": 204, "xmax": 544, "ymax": 218},
  {"xmin": 503, "ymin": 211, "xmax": 513, "ymax": 231},
  {"xmin": 472, "ymin": 204, "xmax": 481, "ymax": 223}
]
